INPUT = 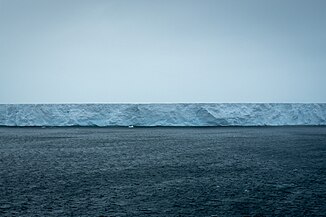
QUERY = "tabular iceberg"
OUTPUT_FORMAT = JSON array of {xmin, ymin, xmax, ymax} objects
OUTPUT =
[{"xmin": 0, "ymin": 103, "xmax": 325, "ymax": 127}]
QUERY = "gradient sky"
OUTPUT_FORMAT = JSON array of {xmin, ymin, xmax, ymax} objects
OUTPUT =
[{"xmin": 1, "ymin": 0, "xmax": 325, "ymax": 103}]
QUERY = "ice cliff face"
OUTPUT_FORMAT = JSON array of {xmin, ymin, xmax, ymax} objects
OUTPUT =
[{"xmin": 0, "ymin": 103, "xmax": 325, "ymax": 126}]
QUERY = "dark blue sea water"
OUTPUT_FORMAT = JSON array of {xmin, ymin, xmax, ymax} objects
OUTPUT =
[{"xmin": 0, "ymin": 127, "xmax": 325, "ymax": 216}]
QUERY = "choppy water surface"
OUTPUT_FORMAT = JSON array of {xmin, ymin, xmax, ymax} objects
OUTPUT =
[{"xmin": 0, "ymin": 127, "xmax": 325, "ymax": 216}]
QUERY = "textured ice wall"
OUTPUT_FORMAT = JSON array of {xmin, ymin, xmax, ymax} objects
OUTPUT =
[{"xmin": 0, "ymin": 104, "xmax": 325, "ymax": 126}]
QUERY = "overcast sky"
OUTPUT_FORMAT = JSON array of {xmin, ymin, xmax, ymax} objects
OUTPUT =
[{"xmin": 0, "ymin": 0, "xmax": 325, "ymax": 103}]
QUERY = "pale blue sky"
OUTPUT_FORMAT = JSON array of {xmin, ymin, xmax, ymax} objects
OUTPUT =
[{"xmin": 1, "ymin": 0, "xmax": 325, "ymax": 103}]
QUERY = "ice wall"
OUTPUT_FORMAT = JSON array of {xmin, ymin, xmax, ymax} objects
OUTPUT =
[{"xmin": 0, "ymin": 103, "xmax": 325, "ymax": 126}]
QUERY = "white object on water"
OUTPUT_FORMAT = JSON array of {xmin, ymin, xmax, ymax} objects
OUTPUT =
[{"xmin": 0, "ymin": 103, "xmax": 325, "ymax": 127}]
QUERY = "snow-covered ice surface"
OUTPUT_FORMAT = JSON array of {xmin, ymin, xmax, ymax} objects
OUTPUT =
[{"xmin": 0, "ymin": 103, "xmax": 325, "ymax": 126}]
